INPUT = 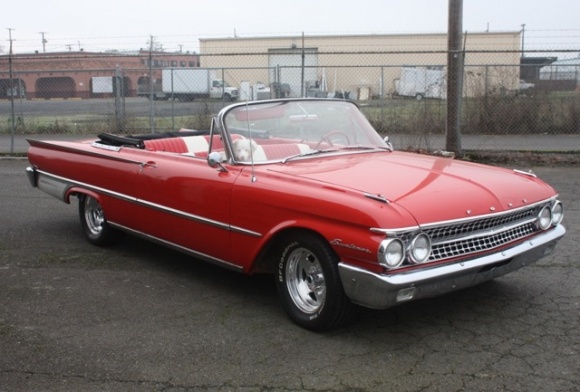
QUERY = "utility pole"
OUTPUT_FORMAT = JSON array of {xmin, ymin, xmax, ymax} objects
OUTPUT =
[
  {"xmin": 446, "ymin": 0, "xmax": 463, "ymax": 156},
  {"xmin": 39, "ymin": 32, "xmax": 47, "ymax": 52},
  {"xmin": 148, "ymin": 35, "xmax": 155, "ymax": 134},
  {"xmin": 7, "ymin": 28, "xmax": 15, "ymax": 153}
]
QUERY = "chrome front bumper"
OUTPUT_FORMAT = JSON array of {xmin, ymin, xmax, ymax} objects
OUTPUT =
[{"xmin": 338, "ymin": 224, "xmax": 566, "ymax": 309}]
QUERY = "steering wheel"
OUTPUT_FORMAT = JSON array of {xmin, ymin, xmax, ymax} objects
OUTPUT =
[{"xmin": 314, "ymin": 131, "xmax": 351, "ymax": 149}]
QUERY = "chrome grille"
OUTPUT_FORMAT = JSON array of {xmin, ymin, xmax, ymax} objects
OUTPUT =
[
  {"xmin": 421, "ymin": 205, "xmax": 544, "ymax": 262},
  {"xmin": 425, "ymin": 208, "xmax": 535, "ymax": 242},
  {"xmin": 430, "ymin": 222, "xmax": 536, "ymax": 260}
]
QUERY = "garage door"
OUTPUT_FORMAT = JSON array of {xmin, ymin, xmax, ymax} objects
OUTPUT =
[
  {"xmin": 36, "ymin": 77, "xmax": 75, "ymax": 99},
  {"xmin": 269, "ymin": 48, "xmax": 318, "ymax": 98}
]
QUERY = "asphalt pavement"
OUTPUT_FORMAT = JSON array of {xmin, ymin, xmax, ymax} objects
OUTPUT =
[{"xmin": 0, "ymin": 159, "xmax": 578, "ymax": 391}]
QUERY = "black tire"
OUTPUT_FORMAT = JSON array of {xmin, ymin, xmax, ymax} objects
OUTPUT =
[
  {"xmin": 275, "ymin": 234, "xmax": 358, "ymax": 331},
  {"xmin": 78, "ymin": 195, "xmax": 125, "ymax": 246}
]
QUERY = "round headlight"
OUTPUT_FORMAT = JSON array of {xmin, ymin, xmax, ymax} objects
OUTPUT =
[
  {"xmin": 551, "ymin": 201, "xmax": 563, "ymax": 226},
  {"xmin": 378, "ymin": 238, "xmax": 405, "ymax": 269},
  {"xmin": 537, "ymin": 205, "xmax": 552, "ymax": 230},
  {"xmin": 408, "ymin": 233, "xmax": 432, "ymax": 264}
]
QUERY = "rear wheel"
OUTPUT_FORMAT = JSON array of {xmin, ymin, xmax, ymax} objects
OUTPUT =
[
  {"xmin": 275, "ymin": 234, "xmax": 357, "ymax": 331},
  {"xmin": 78, "ymin": 195, "xmax": 125, "ymax": 246}
]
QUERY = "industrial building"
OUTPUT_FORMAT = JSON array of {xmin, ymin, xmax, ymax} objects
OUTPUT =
[{"xmin": 199, "ymin": 31, "xmax": 523, "ymax": 98}]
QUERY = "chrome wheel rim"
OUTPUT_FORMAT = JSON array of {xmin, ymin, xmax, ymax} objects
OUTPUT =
[
  {"xmin": 84, "ymin": 196, "xmax": 104, "ymax": 236},
  {"xmin": 285, "ymin": 247, "xmax": 326, "ymax": 314}
]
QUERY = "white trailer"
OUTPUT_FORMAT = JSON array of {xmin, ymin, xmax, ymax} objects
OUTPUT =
[
  {"xmin": 394, "ymin": 67, "xmax": 446, "ymax": 100},
  {"xmin": 140, "ymin": 68, "xmax": 239, "ymax": 101}
]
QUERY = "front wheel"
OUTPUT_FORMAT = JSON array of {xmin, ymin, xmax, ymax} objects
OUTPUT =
[
  {"xmin": 78, "ymin": 195, "xmax": 125, "ymax": 246},
  {"xmin": 275, "ymin": 234, "xmax": 357, "ymax": 331}
]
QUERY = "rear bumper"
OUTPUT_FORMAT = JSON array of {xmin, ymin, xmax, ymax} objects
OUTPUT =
[{"xmin": 338, "ymin": 224, "xmax": 566, "ymax": 309}]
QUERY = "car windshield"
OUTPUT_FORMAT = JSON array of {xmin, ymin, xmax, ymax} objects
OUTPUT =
[{"xmin": 222, "ymin": 99, "xmax": 389, "ymax": 163}]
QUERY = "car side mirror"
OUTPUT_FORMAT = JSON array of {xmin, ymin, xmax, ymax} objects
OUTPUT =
[{"xmin": 207, "ymin": 151, "xmax": 228, "ymax": 172}]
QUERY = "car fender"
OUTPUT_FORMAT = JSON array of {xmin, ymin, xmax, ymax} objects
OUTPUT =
[{"xmin": 245, "ymin": 213, "xmax": 383, "ymax": 274}]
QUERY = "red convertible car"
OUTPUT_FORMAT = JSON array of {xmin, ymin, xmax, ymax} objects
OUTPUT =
[{"xmin": 26, "ymin": 98, "xmax": 566, "ymax": 330}]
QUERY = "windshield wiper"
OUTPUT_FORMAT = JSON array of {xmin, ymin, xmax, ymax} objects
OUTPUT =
[
  {"xmin": 282, "ymin": 148, "xmax": 339, "ymax": 163},
  {"xmin": 282, "ymin": 145, "xmax": 390, "ymax": 163},
  {"xmin": 336, "ymin": 145, "xmax": 381, "ymax": 151}
]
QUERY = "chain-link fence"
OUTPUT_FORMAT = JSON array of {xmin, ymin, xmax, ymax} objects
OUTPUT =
[{"xmin": 1, "ymin": 45, "xmax": 579, "ymax": 154}]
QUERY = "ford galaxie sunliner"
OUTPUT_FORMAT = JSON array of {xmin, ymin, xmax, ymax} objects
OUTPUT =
[{"xmin": 26, "ymin": 98, "xmax": 566, "ymax": 330}]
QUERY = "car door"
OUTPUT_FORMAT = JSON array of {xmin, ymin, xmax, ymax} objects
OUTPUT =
[{"xmin": 134, "ymin": 151, "xmax": 243, "ymax": 265}]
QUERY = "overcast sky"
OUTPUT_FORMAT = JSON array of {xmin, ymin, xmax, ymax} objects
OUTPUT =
[{"xmin": 2, "ymin": 0, "xmax": 579, "ymax": 54}]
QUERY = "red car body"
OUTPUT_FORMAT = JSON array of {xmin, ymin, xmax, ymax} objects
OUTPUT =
[{"xmin": 26, "ymin": 99, "xmax": 566, "ymax": 330}]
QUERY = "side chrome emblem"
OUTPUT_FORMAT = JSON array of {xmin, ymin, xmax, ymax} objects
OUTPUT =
[{"xmin": 330, "ymin": 239, "xmax": 372, "ymax": 254}]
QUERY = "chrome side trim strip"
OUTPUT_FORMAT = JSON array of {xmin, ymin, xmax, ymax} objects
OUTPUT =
[
  {"xmin": 370, "ymin": 225, "xmax": 420, "ymax": 235},
  {"xmin": 33, "ymin": 169, "xmax": 262, "ymax": 238},
  {"xmin": 109, "ymin": 222, "xmax": 244, "ymax": 272},
  {"xmin": 137, "ymin": 198, "xmax": 261, "ymax": 237},
  {"xmin": 35, "ymin": 169, "xmax": 137, "ymax": 203},
  {"xmin": 91, "ymin": 142, "xmax": 122, "ymax": 152},
  {"xmin": 513, "ymin": 169, "xmax": 537, "ymax": 178},
  {"xmin": 364, "ymin": 193, "xmax": 390, "ymax": 204}
]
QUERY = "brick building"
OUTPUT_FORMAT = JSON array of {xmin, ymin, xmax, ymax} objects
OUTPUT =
[{"xmin": 0, "ymin": 51, "xmax": 200, "ymax": 99}]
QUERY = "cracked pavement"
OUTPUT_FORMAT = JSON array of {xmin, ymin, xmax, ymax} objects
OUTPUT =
[{"xmin": 0, "ymin": 160, "xmax": 578, "ymax": 392}]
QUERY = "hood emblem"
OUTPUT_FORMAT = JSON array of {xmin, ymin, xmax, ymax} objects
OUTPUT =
[
  {"xmin": 466, "ymin": 210, "xmax": 472, "ymax": 215},
  {"xmin": 490, "ymin": 206, "xmax": 496, "ymax": 211}
]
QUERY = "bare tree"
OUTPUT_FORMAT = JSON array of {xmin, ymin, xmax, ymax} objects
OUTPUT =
[{"xmin": 146, "ymin": 36, "xmax": 164, "ymax": 52}]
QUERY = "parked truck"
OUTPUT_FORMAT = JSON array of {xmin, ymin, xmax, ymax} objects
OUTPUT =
[
  {"xmin": 139, "ymin": 68, "xmax": 239, "ymax": 101},
  {"xmin": 394, "ymin": 66, "xmax": 446, "ymax": 100}
]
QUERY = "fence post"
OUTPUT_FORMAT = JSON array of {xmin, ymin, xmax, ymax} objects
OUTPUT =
[
  {"xmin": 148, "ymin": 45, "xmax": 155, "ymax": 134},
  {"xmin": 114, "ymin": 66, "xmax": 126, "ymax": 132},
  {"xmin": 170, "ymin": 68, "xmax": 175, "ymax": 131}
]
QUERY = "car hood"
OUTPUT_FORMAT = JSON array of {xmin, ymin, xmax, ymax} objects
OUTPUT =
[{"xmin": 268, "ymin": 151, "xmax": 556, "ymax": 224}]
